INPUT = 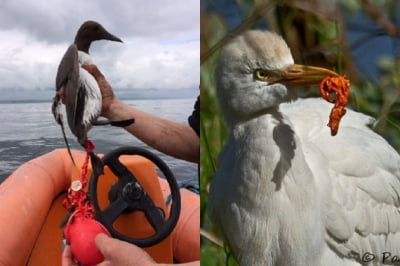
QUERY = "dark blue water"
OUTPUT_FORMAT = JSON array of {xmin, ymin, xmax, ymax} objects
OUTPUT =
[{"xmin": 0, "ymin": 98, "xmax": 198, "ymax": 183}]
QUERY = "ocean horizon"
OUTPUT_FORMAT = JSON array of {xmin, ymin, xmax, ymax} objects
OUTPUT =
[
  {"xmin": 0, "ymin": 87, "xmax": 198, "ymax": 104},
  {"xmin": 0, "ymin": 97, "xmax": 198, "ymax": 183}
]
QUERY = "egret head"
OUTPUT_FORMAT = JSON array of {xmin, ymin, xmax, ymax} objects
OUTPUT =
[{"xmin": 216, "ymin": 30, "xmax": 337, "ymax": 127}]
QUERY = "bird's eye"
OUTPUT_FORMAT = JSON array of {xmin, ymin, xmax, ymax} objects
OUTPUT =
[{"xmin": 254, "ymin": 69, "xmax": 269, "ymax": 81}]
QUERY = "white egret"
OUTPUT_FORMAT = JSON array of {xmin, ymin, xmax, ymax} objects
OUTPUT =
[{"xmin": 208, "ymin": 30, "xmax": 400, "ymax": 266}]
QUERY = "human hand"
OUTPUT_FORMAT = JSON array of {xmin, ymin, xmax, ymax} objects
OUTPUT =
[
  {"xmin": 61, "ymin": 244, "xmax": 79, "ymax": 266},
  {"xmin": 94, "ymin": 233, "xmax": 158, "ymax": 266},
  {"xmin": 62, "ymin": 233, "xmax": 200, "ymax": 266},
  {"xmin": 61, "ymin": 233, "xmax": 158, "ymax": 266},
  {"xmin": 81, "ymin": 64, "xmax": 116, "ymax": 117}
]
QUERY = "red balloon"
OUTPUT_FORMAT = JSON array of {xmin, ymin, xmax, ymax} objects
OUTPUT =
[{"xmin": 64, "ymin": 216, "xmax": 111, "ymax": 265}]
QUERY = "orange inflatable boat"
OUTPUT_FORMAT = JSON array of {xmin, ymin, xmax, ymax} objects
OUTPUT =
[{"xmin": 0, "ymin": 148, "xmax": 199, "ymax": 265}]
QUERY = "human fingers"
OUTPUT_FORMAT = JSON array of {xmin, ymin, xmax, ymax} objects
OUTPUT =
[
  {"xmin": 95, "ymin": 233, "xmax": 156, "ymax": 266},
  {"xmin": 82, "ymin": 64, "xmax": 104, "ymax": 80},
  {"xmin": 61, "ymin": 245, "xmax": 79, "ymax": 266}
]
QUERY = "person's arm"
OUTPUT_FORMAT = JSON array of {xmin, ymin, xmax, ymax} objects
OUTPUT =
[
  {"xmin": 106, "ymin": 98, "xmax": 199, "ymax": 163},
  {"xmin": 82, "ymin": 64, "xmax": 199, "ymax": 163}
]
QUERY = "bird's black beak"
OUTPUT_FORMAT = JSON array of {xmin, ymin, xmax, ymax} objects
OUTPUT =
[
  {"xmin": 102, "ymin": 31, "xmax": 123, "ymax": 43},
  {"xmin": 272, "ymin": 64, "xmax": 338, "ymax": 87}
]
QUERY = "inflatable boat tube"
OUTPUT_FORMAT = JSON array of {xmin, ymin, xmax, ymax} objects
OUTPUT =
[{"xmin": 0, "ymin": 148, "xmax": 199, "ymax": 265}]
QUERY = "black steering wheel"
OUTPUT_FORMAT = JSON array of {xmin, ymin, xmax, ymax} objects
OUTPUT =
[{"xmin": 89, "ymin": 146, "xmax": 181, "ymax": 247}]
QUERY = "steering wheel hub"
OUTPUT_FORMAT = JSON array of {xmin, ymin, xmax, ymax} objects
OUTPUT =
[{"xmin": 122, "ymin": 182, "xmax": 144, "ymax": 202}]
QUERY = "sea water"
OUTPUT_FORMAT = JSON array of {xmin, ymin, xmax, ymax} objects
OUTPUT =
[{"xmin": 0, "ymin": 98, "xmax": 198, "ymax": 183}]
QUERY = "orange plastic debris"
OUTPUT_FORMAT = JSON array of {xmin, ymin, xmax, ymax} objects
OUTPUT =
[{"xmin": 319, "ymin": 75, "xmax": 350, "ymax": 136}]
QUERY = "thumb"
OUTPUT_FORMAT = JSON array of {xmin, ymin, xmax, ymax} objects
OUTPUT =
[
  {"xmin": 94, "ymin": 233, "xmax": 114, "ymax": 257},
  {"xmin": 81, "ymin": 64, "xmax": 104, "ymax": 80},
  {"xmin": 95, "ymin": 233, "xmax": 156, "ymax": 265}
]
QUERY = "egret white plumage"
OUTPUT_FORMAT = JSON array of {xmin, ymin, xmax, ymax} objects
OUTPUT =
[{"xmin": 208, "ymin": 30, "xmax": 400, "ymax": 266}]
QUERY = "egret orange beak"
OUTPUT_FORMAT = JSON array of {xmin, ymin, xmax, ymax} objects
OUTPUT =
[{"xmin": 272, "ymin": 64, "xmax": 338, "ymax": 86}]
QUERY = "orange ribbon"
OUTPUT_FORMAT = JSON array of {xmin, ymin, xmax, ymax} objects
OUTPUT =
[{"xmin": 319, "ymin": 75, "xmax": 350, "ymax": 136}]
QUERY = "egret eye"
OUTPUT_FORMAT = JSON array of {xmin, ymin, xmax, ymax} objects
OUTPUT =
[{"xmin": 254, "ymin": 69, "xmax": 269, "ymax": 81}]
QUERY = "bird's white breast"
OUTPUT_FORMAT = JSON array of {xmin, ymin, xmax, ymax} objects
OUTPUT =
[
  {"xmin": 209, "ymin": 105, "xmax": 329, "ymax": 265},
  {"xmin": 209, "ymin": 98, "xmax": 400, "ymax": 266},
  {"xmin": 78, "ymin": 51, "xmax": 94, "ymax": 65},
  {"xmin": 78, "ymin": 52, "xmax": 101, "ymax": 126}
]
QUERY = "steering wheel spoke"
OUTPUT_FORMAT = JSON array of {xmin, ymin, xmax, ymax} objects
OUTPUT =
[
  {"xmin": 99, "ymin": 196, "xmax": 130, "ymax": 225},
  {"xmin": 140, "ymin": 195, "xmax": 165, "ymax": 231},
  {"xmin": 107, "ymin": 157, "xmax": 138, "ymax": 185}
]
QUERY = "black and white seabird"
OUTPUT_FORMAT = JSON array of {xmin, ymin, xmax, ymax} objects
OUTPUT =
[{"xmin": 52, "ymin": 20, "xmax": 134, "ymax": 175}]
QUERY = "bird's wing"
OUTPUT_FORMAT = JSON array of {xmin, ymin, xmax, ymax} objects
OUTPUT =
[
  {"xmin": 285, "ymin": 98, "xmax": 400, "ymax": 263},
  {"xmin": 69, "ymin": 66, "xmax": 102, "ymax": 147},
  {"xmin": 69, "ymin": 80, "xmax": 86, "ymax": 144},
  {"xmin": 317, "ymin": 128, "xmax": 400, "ymax": 263},
  {"xmin": 56, "ymin": 44, "xmax": 80, "ymax": 132},
  {"xmin": 55, "ymin": 44, "xmax": 79, "ymax": 91},
  {"xmin": 53, "ymin": 44, "xmax": 79, "ymax": 165}
]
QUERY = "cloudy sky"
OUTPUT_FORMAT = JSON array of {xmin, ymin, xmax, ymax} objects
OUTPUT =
[{"xmin": 0, "ymin": 0, "xmax": 199, "ymax": 100}]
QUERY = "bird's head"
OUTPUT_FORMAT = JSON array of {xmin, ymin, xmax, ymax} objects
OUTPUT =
[
  {"xmin": 216, "ymin": 30, "xmax": 338, "ymax": 127},
  {"xmin": 74, "ymin": 20, "xmax": 123, "ymax": 53}
]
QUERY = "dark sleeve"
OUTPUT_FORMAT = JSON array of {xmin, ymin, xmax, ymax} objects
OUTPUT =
[{"xmin": 188, "ymin": 96, "xmax": 199, "ymax": 137}]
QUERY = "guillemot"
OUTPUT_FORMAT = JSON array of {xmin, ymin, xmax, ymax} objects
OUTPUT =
[{"xmin": 52, "ymin": 20, "xmax": 134, "ymax": 175}]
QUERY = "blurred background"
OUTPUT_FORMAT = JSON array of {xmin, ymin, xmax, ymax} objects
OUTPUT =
[{"xmin": 200, "ymin": 0, "xmax": 400, "ymax": 264}]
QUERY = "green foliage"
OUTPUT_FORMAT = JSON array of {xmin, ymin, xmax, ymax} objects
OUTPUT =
[{"xmin": 352, "ymin": 57, "xmax": 400, "ymax": 149}]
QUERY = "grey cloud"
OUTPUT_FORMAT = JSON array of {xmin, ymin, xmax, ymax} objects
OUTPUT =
[
  {"xmin": 0, "ymin": 0, "xmax": 199, "ymax": 97},
  {"xmin": 0, "ymin": 0, "xmax": 199, "ymax": 44}
]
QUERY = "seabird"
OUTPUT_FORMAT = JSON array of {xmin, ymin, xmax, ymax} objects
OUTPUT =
[
  {"xmin": 208, "ymin": 30, "xmax": 400, "ymax": 265},
  {"xmin": 52, "ymin": 20, "xmax": 133, "ymax": 175}
]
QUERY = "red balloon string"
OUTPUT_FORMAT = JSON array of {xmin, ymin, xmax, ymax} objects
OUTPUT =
[{"xmin": 62, "ymin": 139, "xmax": 96, "ymax": 219}]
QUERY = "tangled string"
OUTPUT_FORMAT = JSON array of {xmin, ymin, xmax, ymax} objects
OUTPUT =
[{"xmin": 62, "ymin": 139, "xmax": 96, "ymax": 219}]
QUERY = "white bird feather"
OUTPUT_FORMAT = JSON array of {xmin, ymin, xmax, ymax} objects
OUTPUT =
[
  {"xmin": 77, "ymin": 51, "xmax": 102, "ymax": 128},
  {"xmin": 208, "ymin": 30, "xmax": 400, "ymax": 266}
]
